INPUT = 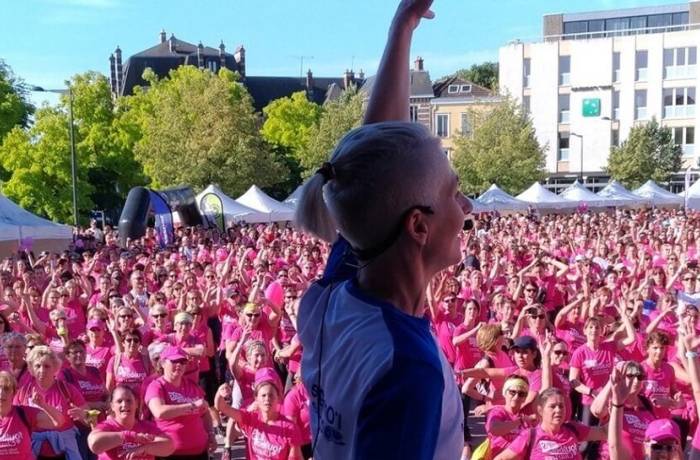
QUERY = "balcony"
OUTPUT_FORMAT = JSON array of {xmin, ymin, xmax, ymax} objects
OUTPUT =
[
  {"xmin": 559, "ymin": 73, "xmax": 570, "ymax": 86},
  {"xmin": 664, "ymin": 65, "xmax": 697, "ymax": 80},
  {"xmin": 663, "ymin": 105, "xmax": 696, "ymax": 118},
  {"xmin": 558, "ymin": 148, "xmax": 570, "ymax": 161},
  {"xmin": 636, "ymin": 68, "xmax": 648, "ymax": 82},
  {"xmin": 559, "ymin": 110, "xmax": 570, "ymax": 123},
  {"xmin": 683, "ymin": 144, "xmax": 695, "ymax": 156}
]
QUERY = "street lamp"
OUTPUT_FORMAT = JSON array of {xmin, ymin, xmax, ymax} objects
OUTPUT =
[
  {"xmin": 571, "ymin": 116, "xmax": 612, "ymax": 183},
  {"xmin": 29, "ymin": 83, "xmax": 78, "ymax": 227}
]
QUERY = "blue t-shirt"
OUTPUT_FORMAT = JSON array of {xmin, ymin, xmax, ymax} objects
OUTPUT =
[{"xmin": 298, "ymin": 238, "xmax": 463, "ymax": 459}]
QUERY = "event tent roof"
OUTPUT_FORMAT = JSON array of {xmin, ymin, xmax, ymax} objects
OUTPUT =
[
  {"xmin": 236, "ymin": 185, "xmax": 296, "ymax": 222},
  {"xmin": 515, "ymin": 182, "xmax": 577, "ymax": 210},
  {"xmin": 559, "ymin": 180, "xmax": 616, "ymax": 207},
  {"xmin": 633, "ymin": 180, "xmax": 684, "ymax": 207},
  {"xmin": 596, "ymin": 180, "xmax": 647, "ymax": 207},
  {"xmin": 196, "ymin": 184, "xmax": 264, "ymax": 225},
  {"xmin": 0, "ymin": 193, "xmax": 72, "ymax": 254},
  {"xmin": 284, "ymin": 185, "xmax": 303, "ymax": 207},
  {"xmin": 684, "ymin": 177, "xmax": 700, "ymax": 210},
  {"xmin": 475, "ymin": 184, "xmax": 530, "ymax": 212}
]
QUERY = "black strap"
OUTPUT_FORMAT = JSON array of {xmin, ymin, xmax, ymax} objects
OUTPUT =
[
  {"xmin": 15, "ymin": 406, "xmax": 30, "ymax": 432},
  {"xmin": 525, "ymin": 427, "xmax": 537, "ymax": 457}
]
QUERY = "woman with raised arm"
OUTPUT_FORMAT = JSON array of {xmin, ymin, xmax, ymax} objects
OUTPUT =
[{"xmin": 294, "ymin": 1, "xmax": 470, "ymax": 458}]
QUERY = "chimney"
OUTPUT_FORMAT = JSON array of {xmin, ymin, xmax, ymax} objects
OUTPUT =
[
  {"xmin": 109, "ymin": 53, "xmax": 117, "ymax": 96},
  {"xmin": 234, "ymin": 45, "xmax": 246, "ymax": 78},
  {"xmin": 219, "ymin": 40, "xmax": 226, "ymax": 68},
  {"xmin": 169, "ymin": 34, "xmax": 176, "ymax": 53},
  {"xmin": 343, "ymin": 69, "xmax": 355, "ymax": 89},
  {"xmin": 159, "ymin": 29, "xmax": 166, "ymax": 43},
  {"xmin": 306, "ymin": 69, "xmax": 314, "ymax": 91},
  {"xmin": 414, "ymin": 56, "xmax": 424, "ymax": 71},
  {"xmin": 114, "ymin": 46, "xmax": 123, "ymax": 95},
  {"xmin": 197, "ymin": 42, "xmax": 204, "ymax": 69}
]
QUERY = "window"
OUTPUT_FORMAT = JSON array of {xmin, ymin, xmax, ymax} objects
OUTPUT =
[
  {"xmin": 563, "ymin": 21, "xmax": 587, "ymax": 36},
  {"xmin": 611, "ymin": 128, "xmax": 620, "ymax": 146},
  {"xmin": 207, "ymin": 60, "xmax": 218, "ymax": 72},
  {"xmin": 648, "ymin": 13, "xmax": 672, "ymax": 30},
  {"xmin": 436, "ymin": 114, "xmax": 449, "ymax": 137},
  {"xmin": 606, "ymin": 17, "xmax": 630, "ymax": 36},
  {"xmin": 559, "ymin": 94, "xmax": 570, "ymax": 123},
  {"xmin": 630, "ymin": 16, "xmax": 647, "ymax": 32},
  {"xmin": 523, "ymin": 58, "xmax": 531, "ymax": 88},
  {"xmin": 612, "ymin": 90, "xmax": 620, "ymax": 120},
  {"xmin": 559, "ymin": 56, "xmax": 571, "ymax": 86},
  {"xmin": 613, "ymin": 52, "xmax": 621, "ymax": 82},
  {"xmin": 664, "ymin": 47, "xmax": 697, "ymax": 79},
  {"xmin": 409, "ymin": 105, "xmax": 418, "ymax": 122},
  {"xmin": 461, "ymin": 84, "xmax": 472, "ymax": 93},
  {"xmin": 558, "ymin": 133, "xmax": 570, "ymax": 161},
  {"xmin": 663, "ymin": 87, "xmax": 696, "ymax": 118},
  {"xmin": 460, "ymin": 113, "xmax": 471, "ymax": 136},
  {"xmin": 588, "ymin": 20, "xmax": 604, "ymax": 38},
  {"xmin": 522, "ymin": 95, "xmax": 530, "ymax": 114},
  {"xmin": 448, "ymin": 85, "xmax": 459, "ymax": 94},
  {"xmin": 635, "ymin": 89, "xmax": 647, "ymax": 120},
  {"xmin": 674, "ymin": 126, "xmax": 695, "ymax": 156},
  {"xmin": 636, "ymin": 50, "xmax": 648, "ymax": 81}
]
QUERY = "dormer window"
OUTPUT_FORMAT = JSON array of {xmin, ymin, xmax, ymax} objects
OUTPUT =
[
  {"xmin": 448, "ymin": 84, "xmax": 459, "ymax": 94},
  {"xmin": 461, "ymin": 84, "xmax": 471, "ymax": 92}
]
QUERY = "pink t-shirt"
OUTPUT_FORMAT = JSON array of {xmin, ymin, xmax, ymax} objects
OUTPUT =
[
  {"xmin": 86, "ymin": 345, "xmax": 113, "ymax": 380},
  {"xmin": 486, "ymin": 405, "xmax": 531, "ymax": 457},
  {"xmin": 14, "ymin": 379, "xmax": 85, "ymax": 431},
  {"xmin": 94, "ymin": 417, "xmax": 163, "ymax": 460},
  {"xmin": 144, "ymin": 377, "xmax": 208, "ymax": 455},
  {"xmin": 507, "ymin": 422, "xmax": 590, "ymax": 460},
  {"xmin": 239, "ymin": 409, "xmax": 303, "ymax": 460},
  {"xmin": 58, "ymin": 367, "xmax": 106, "ymax": 403},
  {"xmin": 107, "ymin": 354, "xmax": 149, "ymax": 395},
  {"xmin": 598, "ymin": 406, "xmax": 655, "ymax": 460},
  {"xmin": 452, "ymin": 324, "xmax": 481, "ymax": 374},
  {"xmin": 555, "ymin": 320, "xmax": 586, "ymax": 351},
  {"xmin": 432, "ymin": 311, "xmax": 462, "ymax": 365},
  {"xmin": 570, "ymin": 342, "xmax": 617, "ymax": 405},
  {"xmin": 281, "ymin": 383, "xmax": 311, "ymax": 445},
  {"xmin": 641, "ymin": 361, "xmax": 676, "ymax": 418},
  {"xmin": 0, "ymin": 405, "xmax": 40, "ymax": 459}
]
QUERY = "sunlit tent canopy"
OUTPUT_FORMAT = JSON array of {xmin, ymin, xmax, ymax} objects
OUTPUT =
[
  {"xmin": 633, "ymin": 180, "xmax": 684, "ymax": 208},
  {"xmin": 516, "ymin": 182, "xmax": 577, "ymax": 211},
  {"xmin": 683, "ymin": 177, "xmax": 700, "ymax": 210},
  {"xmin": 284, "ymin": 185, "xmax": 303, "ymax": 208},
  {"xmin": 196, "ymin": 184, "xmax": 262, "ymax": 226},
  {"xmin": 0, "ymin": 193, "xmax": 73, "ymax": 256},
  {"xmin": 236, "ymin": 185, "xmax": 295, "ymax": 222},
  {"xmin": 559, "ymin": 180, "xmax": 616, "ymax": 208},
  {"xmin": 475, "ymin": 184, "xmax": 530, "ymax": 213},
  {"xmin": 596, "ymin": 180, "xmax": 648, "ymax": 208}
]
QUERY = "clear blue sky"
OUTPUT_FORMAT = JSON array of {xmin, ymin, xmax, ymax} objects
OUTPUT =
[{"xmin": 1, "ymin": 0, "xmax": 685, "ymax": 106}]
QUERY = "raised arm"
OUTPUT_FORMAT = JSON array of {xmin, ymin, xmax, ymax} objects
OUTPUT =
[{"xmin": 363, "ymin": 0, "xmax": 434, "ymax": 124}]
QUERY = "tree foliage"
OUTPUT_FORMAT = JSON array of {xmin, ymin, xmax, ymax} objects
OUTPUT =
[
  {"xmin": 605, "ymin": 118, "xmax": 682, "ymax": 189},
  {"xmin": 0, "ymin": 72, "xmax": 145, "ymax": 223},
  {"xmin": 303, "ymin": 87, "xmax": 364, "ymax": 178},
  {"xmin": 452, "ymin": 97, "xmax": 546, "ymax": 196},
  {"xmin": 454, "ymin": 62, "xmax": 499, "ymax": 91},
  {"xmin": 123, "ymin": 66, "xmax": 286, "ymax": 197},
  {"xmin": 0, "ymin": 60, "xmax": 33, "ymax": 142}
]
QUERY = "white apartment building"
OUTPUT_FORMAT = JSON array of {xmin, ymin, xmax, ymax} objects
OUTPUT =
[{"xmin": 499, "ymin": 2, "xmax": 700, "ymax": 190}]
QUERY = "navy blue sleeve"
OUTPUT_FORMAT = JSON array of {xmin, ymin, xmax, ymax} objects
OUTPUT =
[
  {"xmin": 321, "ymin": 237, "xmax": 357, "ymax": 285},
  {"xmin": 355, "ymin": 356, "xmax": 444, "ymax": 460}
]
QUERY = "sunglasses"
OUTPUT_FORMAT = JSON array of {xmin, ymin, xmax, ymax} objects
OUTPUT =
[
  {"xmin": 625, "ymin": 373, "xmax": 644, "ymax": 381},
  {"xmin": 524, "ymin": 288, "xmax": 536, "ymax": 293},
  {"xmin": 152, "ymin": 313, "xmax": 167, "ymax": 319},
  {"xmin": 553, "ymin": 350, "xmax": 569, "ymax": 356},
  {"xmin": 109, "ymin": 294, "xmax": 120, "ymax": 299},
  {"xmin": 684, "ymin": 277, "xmax": 695, "ymax": 282},
  {"xmin": 118, "ymin": 315, "xmax": 133, "ymax": 319},
  {"xmin": 124, "ymin": 338, "xmax": 140, "ymax": 344},
  {"xmin": 246, "ymin": 313, "xmax": 261, "ymax": 318},
  {"xmin": 650, "ymin": 444, "xmax": 675, "ymax": 452},
  {"xmin": 507, "ymin": 389, "xmax": 528, "ymax": 398},
  {"xmin": 530, "ymin": 314, "xmax": 545, "ymax": 320}
]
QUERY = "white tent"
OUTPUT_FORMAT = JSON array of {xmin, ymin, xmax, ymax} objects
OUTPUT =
[
  {"xmin": 0, "ymin": 193, "xmax": 72, "ymax": 256},
  {"xmin": 236, "ymin": 185, "xmax": 296, "ymax": 222},
  {"xmin": 284, "ymin": 185, "xmax": 303, "ymax": 208},
  {"xmin": 596, "ymin": 180, "xmax": 648, "ymax": 208},
  {"xmin": 633, "ymin": 180, "xmax": 684, "ymax": 207},
  {"xmin": 196, "ymin": 184, "xmax": 265, "ymax": 226},
  {"xmin": 559, "ymin": 180, "xmax": 616, "ymax": 208},
  {"xmin": 516, "ymin": 182, "xmax": 577, "ymax": 211},
  {"xmin": 475, "ymin": 184, "xmax": 530, "ymax": 213},
  {"xmin": 683, "ymin": 177, "xmax": 700, "ymax": 210}
]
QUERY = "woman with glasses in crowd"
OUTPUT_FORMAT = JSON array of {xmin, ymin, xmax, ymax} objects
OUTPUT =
[
  {"xmin": 84, "ymin": 319, "xmax": 112, "ymax": 378},
  {"xmin": 143, "ymin": 303, "xmax": 172, "ymax": 346},
  {"xmin": 163, "ymin": 312, "xmax": 205, "ymax": 383},
  {"xmin": 105, "ymin": 329, "xmax": 149, "ymax": 394}
]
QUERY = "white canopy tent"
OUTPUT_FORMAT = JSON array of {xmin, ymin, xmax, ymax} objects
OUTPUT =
[
  {"xmin": 633, "ymin": 181, "xmax": 684, "ymax": 208},
  {"xmin": 596, "ymin": 180, "xmax": 648, "ymax": 208},
  {"xmin": 475, "ymin": 184, "xmax": 530, "ymax": 213},
  {"xmin": 0, "ymin": 193, "xmax": 72, "ymax": 256},
  {"xmin": 516, "ymin": 182, "xmax": 577, "ymax": 211},
  {"xmin": 236, "ymin": 185, "xmax": 296, "ymax": 222},
  {"xmin": 284, "ymin": 185, "xmax": 303, "ymax": 208},
  {"xmin": 683, "ymin": 177, "xmax": 700, "ymax": 210},
  {"xmin": 559, "ymin": 180, "xmax": 616, "ymax": 208},
  {"xmin": 196, "ymin": 184, "xmax": 263, "ymax": 226}
]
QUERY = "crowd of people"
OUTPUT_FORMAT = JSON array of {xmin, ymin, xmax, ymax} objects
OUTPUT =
[{"xmin": 0, "ymin": 207, "xmax": 699, "ymax": 459}]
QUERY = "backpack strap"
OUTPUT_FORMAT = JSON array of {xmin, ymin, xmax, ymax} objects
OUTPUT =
[
  {"xmin": 15, "ymin": 406, "xmax": 31, "ymax": 432},
  {"xmin": 525, "ymin": 427, "xmax": 537, "ymax": 457},
  {"xmin": 61, "ymin": 368, "xmax": 76, "ymax": 386}
]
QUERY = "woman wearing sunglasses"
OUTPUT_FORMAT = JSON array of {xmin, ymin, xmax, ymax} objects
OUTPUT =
[
  {"xmin": 484, "ymin": 375, "xmax": 537, "ymax": 459},
  {"xmin": 511, "ymin": 304, "xmax": 551, "ymax": 345},
  {"xmin": 223, "ymin": 303, "xmax": 276, "ymax": 361},
  {"xmin": 105, "ymin": 329, "xmax": 149, "ymax": 395},
  {"xmin": 143, "ymin": 304, "xmax": 172, "ymax": 346},
  {"xmin": 163, "ymin": 312, "xmax": 205, "ymax": 382}
]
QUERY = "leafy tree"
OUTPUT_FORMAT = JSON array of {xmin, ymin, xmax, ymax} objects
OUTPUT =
[
  {"xmin": 454, "ymin": 62, "xmax": 499, "ymax": 91},
  {"xmin": 606, "ymin": 118, "xmax": 681, "ymax": 189},
  {"xmin": 303, "ymin": 87, "xmax": 364, "ymax": 177},
  {"xmin": 0, "ymin": 60, "xmax": 33, "ymax": 141},
  {"xmin": 452, "ymin": 96, "xmax": 546, "ymax": 196},
  {"xmin": 124, "ymin": 66, "xmax": 286, "ymax": 197}
]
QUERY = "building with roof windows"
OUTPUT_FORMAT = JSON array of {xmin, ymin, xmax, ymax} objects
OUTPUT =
[{"xmin": 499, "ymin": 1, "xmax": 700, "ymax": 192}]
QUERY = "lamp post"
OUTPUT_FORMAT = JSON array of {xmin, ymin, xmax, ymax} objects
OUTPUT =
[
  {"xmin": 29, "ymin": 83, "xmax": 79, "ymax": 227},
  {"xmin": 570, "ymin": 132, "xmax": 584, "ymax": 182}
]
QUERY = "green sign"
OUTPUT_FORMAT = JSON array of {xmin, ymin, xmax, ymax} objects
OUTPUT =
[{"xmin": 582, "ymin": 98, "xmax": 601, "ymax": 117}]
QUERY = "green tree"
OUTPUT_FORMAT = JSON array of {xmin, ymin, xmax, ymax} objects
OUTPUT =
[
  {"xmin": 455, "ymin": 62, "xmax": 499, "ymax": 91},
  {"xmin": 606, "ymin": 118, "xmax": 681, "ymax": 189},
  {"xmin": 303, "ymin": 87, "xmax": 364, "ymax": 177},
  {"xmin": 0, "ymin": 71, "xmax": 146, "ymax": 223},
  {"xmin": 124, "ymin": 66, "xmax": 286, "ymax": 197},
  {"xmin": 452, "ymin": 97, "xmax": 546, "ymax": 196},
  {"xmin": 0, "ymin": 60, "xmax": 33, "ymax": 141}
]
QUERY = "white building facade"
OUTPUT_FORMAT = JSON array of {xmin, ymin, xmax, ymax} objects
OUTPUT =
[{"xmin": 499, "ymin": 2, "xmax": 700, "ymax": 189}]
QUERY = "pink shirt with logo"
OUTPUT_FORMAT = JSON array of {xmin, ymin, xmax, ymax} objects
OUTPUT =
[
  {"xmin": 86, "ymin": 345, "xmax": 113, "ymax": 380},
  {"xmin": 0, "ymin": 405, "xmax": 40, "ymax": 460},
  {"xmin": 598, "ymin": 405, "xmax": 655, "ymax": 460},
  {"xmin": 452, "ymin": 324, "xmax": 481, "ymax": 375},
  {"xmin": 94, "ymin": 417, "xmax": 164, "ymax": 460},
  {"xmin": 486, "ymin": 406, "xmax": 531, "ymax": 458},
  {"xmin": 239, "ymin": 409, "xmax": 302, "ymax": 460},
  {"xmin": 570, "ymin": 341, "xmax": 617, "ymax": 405},
  {"xmin": 641, "ymin": 361, "xmax": 676, "ymax": 418},
  {"xmin": 14, "ymin": 379, "xmax": 85, "ymax": 432},
  {"xmin": 144, "ymin": 377, "xmax": 208, "ymax": 455},
  {"xmin": 58, "ymin": 367, "xmax": 106, "ymax": 403},
  {"xmin": 106, "ymin": 354, "xmax": 149, "ymax": 395},
  {"xmin": 281, "ymin": 383, "xmax": 311, "ymax": 445},
  {"xmin": 507, "ymin": 422, "xmax": 591, "ymax": 460}
]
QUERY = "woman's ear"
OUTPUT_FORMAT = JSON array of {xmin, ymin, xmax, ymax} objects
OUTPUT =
[{"xmin": 405, "ymin": 210, "xmax": 430, "ymax": 246}]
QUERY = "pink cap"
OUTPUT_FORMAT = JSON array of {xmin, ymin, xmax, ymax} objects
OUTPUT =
[
  {"xmin": 645, "ymin": 419, "xmax": 680, "ymax": 444},
  {"xmin": 86, "ymin": 319, "xmax": 104, "ymax": 330},
  {"xmin": 160, "ymin": 345, "xmax": 188, "ymax": 362},
  {"xmin": 254, "ymin": 367, "xmax": 283, "ymax": 395}
]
